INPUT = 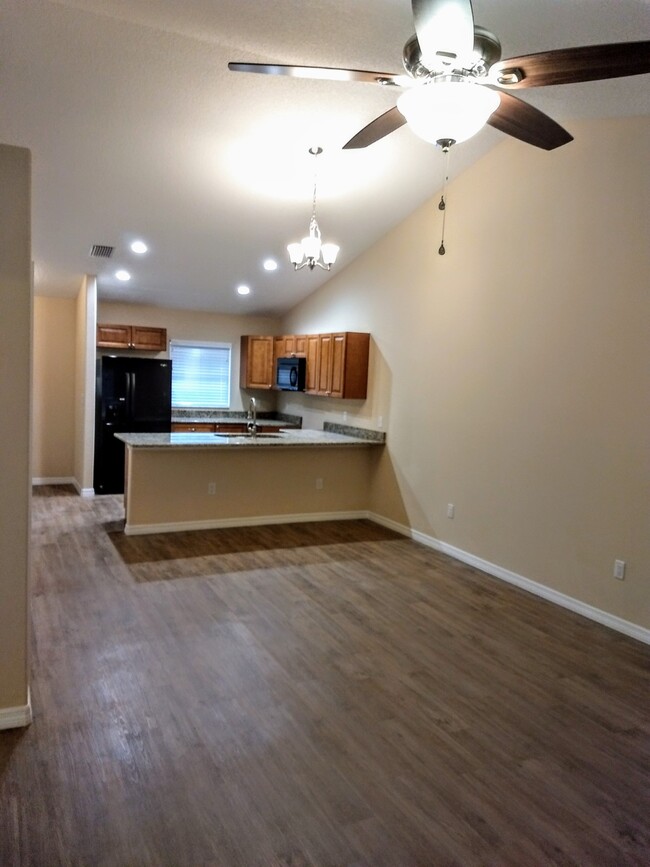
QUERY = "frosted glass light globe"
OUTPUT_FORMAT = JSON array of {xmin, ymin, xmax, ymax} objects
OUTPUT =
[{"xmin": 397, "ymin": 79, "xmax": 500, "ymax": 145}]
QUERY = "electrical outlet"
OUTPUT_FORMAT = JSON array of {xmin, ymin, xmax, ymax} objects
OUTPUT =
[
  {"xmin": 343, "ymin": 411, "xmax": 348, "ymax": 422},
  {"xmin": 614, "ymin": 559, "xmax": 626, "ymax": 580},
  {"xmin": 447, "ymin": 503, "xmax": 455, "ymax": 519},
  {"xmin": 316, "ymin": 478, "xmax": 323, "ymax": 490},
  {"xmin": 377, "ymin": 415, "xmax": 383, "ymax": 429},
  {"xmin": 207, "ymin": 482, "xmax": 216, "ymax": 495}
]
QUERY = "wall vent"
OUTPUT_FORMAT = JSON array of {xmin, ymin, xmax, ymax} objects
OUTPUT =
[{"xmin": 89, "ymin": 244, "xmax": 114, "ymax": 258}]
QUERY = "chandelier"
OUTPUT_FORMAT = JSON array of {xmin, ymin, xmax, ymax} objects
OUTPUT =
[{"xmin": 287, "ymin": 147, "xmax": 340, "ymax": 271}]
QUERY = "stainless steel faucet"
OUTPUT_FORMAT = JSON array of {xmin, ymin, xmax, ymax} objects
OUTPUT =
[{"xmin": 246, "ymin": 396, "xmax": 258, "ymax": 435}]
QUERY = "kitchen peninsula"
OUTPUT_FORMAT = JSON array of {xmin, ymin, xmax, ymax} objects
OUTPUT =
[{"xmin": 115, "ymin": 424, "xmax": 385, "ymax": 535}]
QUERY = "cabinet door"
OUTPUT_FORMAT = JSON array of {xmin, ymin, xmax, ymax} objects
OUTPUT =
[
  {"xmin": 97, "ymin": 324, "xmax": 131, "ymax": 348},
  {"xmin": 274, "ymin": 336, "xmax": 288, "ymax": 360},
  {"xmin": 339, "ymin": 332, "xmax": 370, "ymax": 399},
  {"xmin": 171, "ymin": 422, "xmax": 215, "ymax": 433},
  {"xmin": 293, "ymin": 335, "xmax": 308, "ymax": 356},
  {"xmin": 329, "ymin": 333, "xmax": 347, "ymax": 398},
  {"xmin": 131, "ymin": 326, "xmax": 167, "ymax": 351},
  {"xmin": 316, "ymin": 333, "xmax": 333, "ymax": 395},
  {"xmin": 240, "ymin": 336, "xmax": 274, "ymax": 389},
  {"xmin": 275, "ymin": 335, "xmax": 307, "ymax": 358},
  {"xmin": 293, "ymin": 334, "xmax": 309, "ymax": 357},
  {"xmin": 305, "ymin": 335, "xmax": 320, "ymax": 393},
  {"xmin": 214, "ymin": 422, "xmax": 247, "ymax": 433}
]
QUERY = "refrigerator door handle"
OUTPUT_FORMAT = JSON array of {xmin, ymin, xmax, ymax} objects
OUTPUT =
[
  {"xmin": 125, "ymin": 371, "xmax": 132, "ymax": 421},
  {"xmin": 130, "ymin": 372, "xmax": 136, "ymax": 419}
]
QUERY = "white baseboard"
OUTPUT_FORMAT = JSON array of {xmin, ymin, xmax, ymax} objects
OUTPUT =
[
  {"xmin": 368, "ymin": 512, "xmax": 650, "ymax": 646},
  {"xmin": 71, "ymin": 479, "xmax": 95, "ymax": 497},
  {"xmin": 0, "ymin": 689, "xmax": 32, "ymax": 730},
  {"xmin": 32, "ymin": 477, "xmax": 94, "ymax": 497},
  {"xmin": 124, "ymin": 509, "xmax": 369, "ymax": 536}
]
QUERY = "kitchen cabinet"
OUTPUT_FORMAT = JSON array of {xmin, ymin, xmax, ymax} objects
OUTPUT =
[
  {"xmin": 240, "ymin": 335, "xmax": 274, "ymax": 389},
  {"xmin": 171, "ymin": 422, "xmax": 215, "ymax": 433},
  {"xmin": 214, "ymin": 422, "xmax": 286, "ymax": 433},
  {"xmin": 215, "ymin": 422, "xmax": 245, "ymax": 433},
  {"xmin": 306, "ymin": 332, "xmax": 370, "ymax": 399},
  {"xmin": 172, "ymin": 421, "xmax": 293, "ymax": 434},
  {"xmin": 274, "ymin": 335, "xmax": 307, "ymax": 359},
  {"xmin": 241, "ymin": 331, "xmax": 370, "ymax": 398},
  {"xmin": 97, "ymin": 323, "xmax": 167, "ymax": 351}
]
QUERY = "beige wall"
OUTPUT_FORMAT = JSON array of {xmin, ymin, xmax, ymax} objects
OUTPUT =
[
  {"xmin": 98, "ymin": 301, "xmax": 282, "ymax": 413},
  {"xmin": 74, "ymin": 275, "xmax": 97, "ymax": 494},
  {"xmin": 279, "ymin": 116, "xmax": 650, "ymax": 631},
  {"xmin": 32, "ymin": 296, "xmax": 76, "ymax": 480},
  {"xmin": 0, "ymin": 144, "xmax": 32, "ymax": 721}
]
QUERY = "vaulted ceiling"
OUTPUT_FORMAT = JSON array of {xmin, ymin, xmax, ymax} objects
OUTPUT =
[{"xmin": 2, "ymin": 0, "xmax": 649, "ymax": 315}]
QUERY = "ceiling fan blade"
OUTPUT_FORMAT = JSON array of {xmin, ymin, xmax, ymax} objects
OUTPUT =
[
  {"xmin": 343, "ymin": 107, "xmax": 407, "ymax": 149},
  {"xmin": 487, "ymin": 90, "xmax": 573, "ymax": 150},
  {"xmin": 228, "ymin": 61, "xmax": 402, "ymax": 86},
  {"xmin": 489, "ymin": 40, "xmax": 650, "ymax": 89},
  {"xmin": 411, "ymin": 0, "xmax": 475, "ymax": 69}
]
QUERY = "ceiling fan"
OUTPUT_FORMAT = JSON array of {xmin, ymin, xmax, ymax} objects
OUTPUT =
[{"xmin": 229, "ymin": 0, "xmax": 650, "ymax": 152}]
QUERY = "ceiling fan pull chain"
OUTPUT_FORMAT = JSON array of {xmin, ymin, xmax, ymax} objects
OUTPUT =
[{"xmin": 437, "ymin": 140, "xmax": 452, "ymax": 255}]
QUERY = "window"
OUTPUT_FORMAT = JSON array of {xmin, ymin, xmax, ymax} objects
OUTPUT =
[{"xmin": 169, "ymin": 340, "xmax": 231, "ymax": 409}]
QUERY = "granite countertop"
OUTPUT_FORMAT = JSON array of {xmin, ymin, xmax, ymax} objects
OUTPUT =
[{"xmin": 115, "ymin": 423, "xmax": 385, "ymax": 450}]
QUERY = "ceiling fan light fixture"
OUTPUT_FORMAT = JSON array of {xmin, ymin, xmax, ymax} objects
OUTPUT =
[{"xmin": 397, "ymin": 77, "xmax": 500, "ymax": 145}]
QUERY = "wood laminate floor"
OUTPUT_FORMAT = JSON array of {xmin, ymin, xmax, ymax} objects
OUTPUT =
[{"xmin": 1, "ymin": 486, "xmax": 649, "ymax": 866}]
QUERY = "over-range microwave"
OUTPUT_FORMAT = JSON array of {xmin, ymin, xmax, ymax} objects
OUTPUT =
[{"xmin": 276, "ymin": 356, "xmax": 306, "ymax": 391}]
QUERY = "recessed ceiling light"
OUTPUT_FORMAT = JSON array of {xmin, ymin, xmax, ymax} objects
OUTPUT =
[
  {"xmin": 263, "ymin": 258, "xmax": 278, "ymax": 271},
  {"xmin": 130, "ymin": 240, "xmax": 148, "ymax": 254},
  {"xmin": 116, "ymin": 270, "xmax": 131, "ymax": 281},
  {"xmin": 237, "ymin": 284, "xmax": 251, "ymax": 296}
]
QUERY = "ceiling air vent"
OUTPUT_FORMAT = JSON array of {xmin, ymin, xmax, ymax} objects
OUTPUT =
[{"xmin": 89, "ymin": 244, "xmax": 114, "ymax": 258}]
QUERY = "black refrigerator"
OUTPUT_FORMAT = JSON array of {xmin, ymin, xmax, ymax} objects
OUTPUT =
[{"xmin": 94, "ymin": 355, "xmax": 172, "ymax": 494}]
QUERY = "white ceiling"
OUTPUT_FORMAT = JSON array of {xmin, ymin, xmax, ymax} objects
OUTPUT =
[{"xmin": 2, "ymin": 0, "xmax": 649, "ymax": 316}]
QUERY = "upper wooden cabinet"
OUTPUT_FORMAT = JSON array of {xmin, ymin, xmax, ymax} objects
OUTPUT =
[
  {"xmin": 306, "ymin": 332, "xmax": 370, "ymax": 400},
  {"xmin": 240, "ymin": 335, "xmax": 274, "ymax": 389},
  {"xmin": 274, "ymin": 335, "xmax": 307, "ymax": 359},
  {"xmin": 241, "ymin": 331, "xmax": 370, "ymax": 398},
  {"xmin": 97, "ymin": 324, "xmax": 167, "ymax": 352}
]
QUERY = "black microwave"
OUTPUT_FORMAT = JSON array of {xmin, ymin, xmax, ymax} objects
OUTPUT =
[{"xmin": 276, "ymin": 356, "xmax": 306, "ymax": 391}]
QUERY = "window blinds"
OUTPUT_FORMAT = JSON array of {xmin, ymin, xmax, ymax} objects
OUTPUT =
[{"xmin": 169, "ymin": 340, "xmax": 231, "ymax": 408}]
